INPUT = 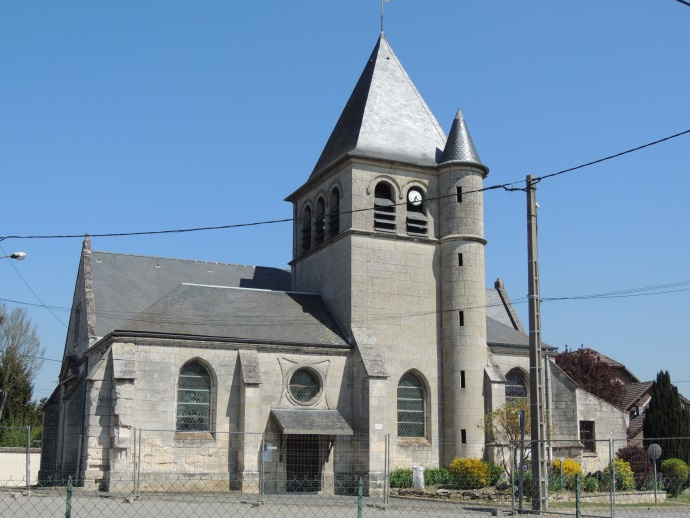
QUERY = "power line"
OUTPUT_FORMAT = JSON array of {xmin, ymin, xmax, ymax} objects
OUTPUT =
[
  {"xmin": 2, "ymin": 128, "xmax": 687, "ymax": 243},
  {"xmin": 0, "ymin": 244, "xmax": 68, "ymax": 328},
  {"xmin": 674, "ymin": 0, "xmax": 690, "ymax": 7},
  {"xmin": 534, "ymin": 128, "xmax": 690, "ymax": 183}
]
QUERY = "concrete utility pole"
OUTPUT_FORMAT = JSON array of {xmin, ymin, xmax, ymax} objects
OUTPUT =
[{"xmin": 526, "ymin": 174, "xmax": 548, "ymax": 511}]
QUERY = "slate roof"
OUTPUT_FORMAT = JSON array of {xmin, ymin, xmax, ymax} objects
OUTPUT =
[
  {"xmin": 439, "ymin": 108, "xmax": 484, "ymax": 167},
  {"xmin": 120, "ymin": 284, "xmax": 348, "ymax": 347},
  {"xmin": 310, "ymin": 34, "xmax": 447, "ymax": 179},
  {"xmin": 271, "ymin": 409, "xmax": 353, "ymax": 435},
  {"xmin": 90, "ymin": 251, "xmax": 290, "ymax": 339},
  {"xmin": 89, "ymin": 251, "xmax": 535, "ymax": 351}
]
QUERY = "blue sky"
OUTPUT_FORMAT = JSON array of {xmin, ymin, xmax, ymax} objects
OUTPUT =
[{"xmin": 1, "ymin": 1, "xmax": 689, "ymax": 402}]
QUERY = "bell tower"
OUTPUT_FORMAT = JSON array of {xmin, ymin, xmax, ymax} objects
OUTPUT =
[{"xmin": 286, "ymin": 34, "xmax": 490, "ymax": 468}]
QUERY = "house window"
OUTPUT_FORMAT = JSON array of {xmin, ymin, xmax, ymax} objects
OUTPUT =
[
  {"xmin": 313, "ymin": 197, "xmax": 325, "ymax": 246},
  {"xmin": 406, "ymin": 188, "xmax": 427, "ymax": 236},
  {"xmin": 580, "ymin": 421, "xmax": 596, "ymax": 452},
  {"xmin": 301, "ymin": 206, "xmax": 312, "ymax": 253},
  {"xmin": 456, "ymin": 186, "xmax": 462, "ymax": 203},
  {"xmin": 505, "ymin": 370, "xmax": 528, "ymax": 402},
  {"xmin": 327, "ymin": 188, "xmax": 340, "ymax": 238},
  {"xmin": 374, "ymin": 182, "xmax": 396, "ymax": 233},
  {"xmin": 289, "ymin": 369, "xmax": 321, "ymax": 404},
  {"xmin": 398, "ymin": 373, "xmax": 424, "ymax": 437},
  {"xmin": 176, "ymin": 361, "xmax": 212, "ymax": 432}
]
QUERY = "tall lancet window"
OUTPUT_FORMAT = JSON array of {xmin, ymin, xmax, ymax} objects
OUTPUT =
[
  {"xmin": 176, "ymin": 361, "xmax": 212, "ymax": 432},
  {"xmin": 505, "ymin": 370, "xmax": 528, "ymax": 402},
  {"xmin": 397, "ymin": 373, "xmax": 425, "ymax": 437},
  {"xmin": 374, "ymin": 182, "xmax": 396, "ymax": 233},
  {"xmin": 406, "ymin": 187, "xmax": 427, "ymax": 236},
  {"xmin": 327, "ymin": 187, "xmax": 340, "ymax": 238}
]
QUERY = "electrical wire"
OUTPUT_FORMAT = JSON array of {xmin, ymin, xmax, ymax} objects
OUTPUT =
[
  {"xmin": 0, "ymin": 244, "xmax": 68, "ymax": 328},
  {"xmin": 674, "ymin": 0, "xmax": 690, "ymax": 7},
  {"xmin": 2, "ymin": 128, "xmax": 687, "ymax": 243}
]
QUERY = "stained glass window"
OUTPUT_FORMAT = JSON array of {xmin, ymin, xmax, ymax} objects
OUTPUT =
[
  {"xmin": 398, "ymin": 373, "xmax": 424, "ymax": 437},
  {"xmin": 176, "ymin": 362, "xmax": 211, "ymax": 432},
  {"xmin": 289, "ymin": 369, "xmax": 320, "ymax": 403},
  {"xmin": 505, "ymin": 370, "xmax": 527, "ymax": 402}
]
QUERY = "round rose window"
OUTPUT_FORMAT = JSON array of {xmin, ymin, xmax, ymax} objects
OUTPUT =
[{"xmin": 289, "ymin": 369, "xmax": 320, "ymax": 403}]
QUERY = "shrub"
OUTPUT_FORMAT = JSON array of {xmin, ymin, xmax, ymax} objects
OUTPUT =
[
  {"xmin": 583, "ymin": 476, "xmax": 599, "ymax": 493},
  {"xmin": 449, "ymin": 458, "xmax": 491, "ymax": 489},
  {"xmin": 616, "ymin": 444, "xmax": 653, "ymax": 490},
  {"xmin": 660, "ymin": 458, "xmax": 689, "ymax": 497},
  {"xmin": 488, "ymin": 462, "xmax": 503, "ymax": 486},
  {"xmin": 424, "ymin": 468, "xmax": 453, "ymax": 487},
  {"xmin": 514, "ymin": 469, "xmax": 532, "ymax": 496},
  {"xmin": 548, "ymin": 473, "xmax": 564, "ymax": 493},
  {"xmin": 389, "ymin": 468, "xmax": 412, "ymax": 488},
  {"xmin": 551, "ymin": 458, "xmax": 582, "ymax": 489},
  {"xmin": 602, "ymin": 459, "xmax": 636, "ymax": 492}
]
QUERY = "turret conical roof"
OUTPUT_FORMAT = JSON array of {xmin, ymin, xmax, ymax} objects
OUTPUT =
[
  {"xmin": 440, "ymin": 108, "xmax": 483, "ymax": 167},
  {"xmin": 310, "ymin": 34, "xmax": 447, "ymax": 179}
]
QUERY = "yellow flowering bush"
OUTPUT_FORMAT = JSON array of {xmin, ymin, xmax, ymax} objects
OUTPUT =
[
  {"xmin": 449, "ymin": 458, "xmax": 491, "ymax": 489},
  {"xmin": 551, "ymin": 458, "xmax": 583, "ymax": 489}
]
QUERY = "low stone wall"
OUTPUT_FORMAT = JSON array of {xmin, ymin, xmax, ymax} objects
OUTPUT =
[{"xmin": 393, "ymin": 487, "xmax": 668, "ymax": 505}]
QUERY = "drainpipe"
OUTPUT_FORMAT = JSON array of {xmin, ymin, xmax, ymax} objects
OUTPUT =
[{"xmin": 544, "ymin": 354, "xmax": 553, "ymax": 462}]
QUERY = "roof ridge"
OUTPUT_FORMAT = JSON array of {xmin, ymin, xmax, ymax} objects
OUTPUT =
[{"xmin": 91, "ymin": 250, "xmax": 289, "ymax": 271}]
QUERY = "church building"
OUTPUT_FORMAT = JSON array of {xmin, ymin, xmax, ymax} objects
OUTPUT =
[{"xmin": 41, "ymin": 33, "xmax": 627, "ymax": 493}]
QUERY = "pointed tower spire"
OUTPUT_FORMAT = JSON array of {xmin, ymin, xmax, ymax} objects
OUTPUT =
[
  {"xmin": 440, "ymin": 108, "xmax": 485, "ymax": 168},
  {"xmin": 309, "ymin": 34, "xmax": 446, "ymax": 179}
]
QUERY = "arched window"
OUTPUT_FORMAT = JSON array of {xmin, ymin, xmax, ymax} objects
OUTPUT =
[
  {"xmin": 313, "ymin": 197, "xmax": 325, "ymax": 246},
  {"xmin": 505, "ymin": 370, "xmax": 528, "ymax": 402},
  {"xmin": 374, "ymin": 182, "xmax": 396, "ymax": 233},
  {"xmin": 176, "ymin": 361, "xmax": 212, "ymax": 432},
  {"xmin": 327, "ymin": 188, "xmax": 340, "ymax": 238},
  {"xmin": 397, "ymin": 373, "xmax": 425, "ymax": 437},
  {"xmin": 300, "ymin": 206, "xmax": 312, "ymax": 254},
  {"xmin": 406, "ymin": 187, "xmax": 427, "ymax": 236}
]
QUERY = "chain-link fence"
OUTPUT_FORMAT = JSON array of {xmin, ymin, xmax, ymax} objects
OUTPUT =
[{"xmin": 4, "ymin": 430, "xmax": 690, "ymax": 517}]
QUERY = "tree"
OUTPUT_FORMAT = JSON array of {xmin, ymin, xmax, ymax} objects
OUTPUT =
[
  {"xmin": 482, "ymin": 398, "xmax": 532, "ymax": 473},
  {"xmin": 643, "ymin": 370, "xmax": 690, "ymax": 464},
  {"xmin": 554, "ymin": 346, "xmax": 626, "ymax": 408},
  {"xmin": 0, "ymin": 304, "xmax": 44, "ymax": 426}
]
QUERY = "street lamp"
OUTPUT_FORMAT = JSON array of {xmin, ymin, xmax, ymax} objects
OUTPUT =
[{"xmin": 0, "ymin": 252, "xmax": 26, "ymax": 260}]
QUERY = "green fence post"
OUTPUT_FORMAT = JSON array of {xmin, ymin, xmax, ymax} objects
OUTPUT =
[
  {"xmin": 66, "ymin": 476, "xmax": 73, "ymax": 518},
  {"xmin": 358, "ymin": 476, "xmax": 363, "ymax": 518},
  {"xmin": 575, "ymin": 474, "xmax": 581, "ymax": 518}
]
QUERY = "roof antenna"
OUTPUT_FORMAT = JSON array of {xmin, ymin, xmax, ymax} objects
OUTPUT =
[{"xmin": 381, "ymin": 0, "xmax": 390, "ymax": 34}]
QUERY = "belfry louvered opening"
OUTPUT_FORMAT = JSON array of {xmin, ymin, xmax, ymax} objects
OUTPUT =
[
  {"xmin": 406, "ymin": 188, "xmax": 427, "ymax": 236},
  {"xmin": 313, "ymin": 198, "xmax": 325, "ymax": 246},
  {"xmin": 374, "ymin": 182, "xmax": 396, "ymax": 233},
  {"xmin": 327, "ymin": 188, "xmax": 340, "ymax": 238},
  {"xmin": 301, "ymin": 206, "xmax": 312, "ymax": 254}
]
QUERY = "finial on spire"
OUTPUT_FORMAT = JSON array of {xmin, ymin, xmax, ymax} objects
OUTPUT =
[{"xmin": 381, "ymin": 0, "xmax": 391, "ymax": 34}]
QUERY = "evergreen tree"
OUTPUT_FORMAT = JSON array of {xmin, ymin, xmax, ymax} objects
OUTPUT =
[{"xmin": 643, "ymin": 371, "xmax": 690, "ymax": 464}]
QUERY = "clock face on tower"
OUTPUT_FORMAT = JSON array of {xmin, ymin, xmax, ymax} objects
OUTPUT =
[{"xmin": 407, "ymin": 188, "xmax": 423, "ymax": 207}]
